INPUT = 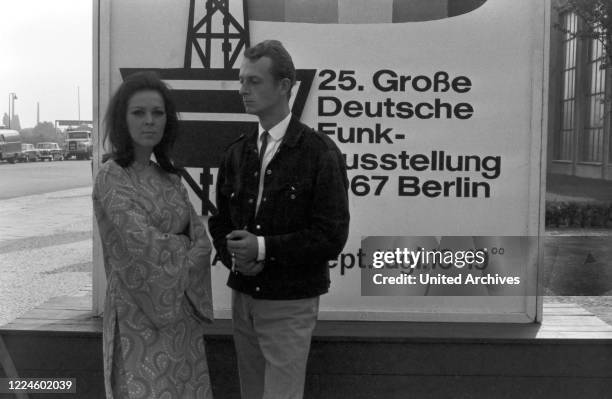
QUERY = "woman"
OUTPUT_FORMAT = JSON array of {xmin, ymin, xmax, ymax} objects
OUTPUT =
[{"xmin": 93, "ymin": 71, "xmax": 213, "ymax": 398}]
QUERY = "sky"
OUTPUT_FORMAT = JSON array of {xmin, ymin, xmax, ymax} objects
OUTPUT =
[{"xmin": 0, "ymin": 0, "xmax": 92, "ymax": 129}]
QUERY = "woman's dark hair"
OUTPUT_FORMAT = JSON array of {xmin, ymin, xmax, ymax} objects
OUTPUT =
[{"xmin": 103, "ymin": 71, "xmax": 179, "ymax": 173}]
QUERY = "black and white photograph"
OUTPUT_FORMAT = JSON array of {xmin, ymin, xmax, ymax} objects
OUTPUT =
[{"xmin": 1, "ymin": 0, "xmax": 611, "ymax": 398}]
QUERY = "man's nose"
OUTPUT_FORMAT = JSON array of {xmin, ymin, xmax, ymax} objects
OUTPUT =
[{"xmin": 239, "ymin": 82, "xmax": 248, "ymax": 95}]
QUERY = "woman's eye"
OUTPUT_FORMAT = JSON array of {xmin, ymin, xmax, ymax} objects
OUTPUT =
[
  {"xmin": 131, "ymin": 110, "xmax": 144, "ymax": 116},
  {"xmin": 153, "ymin": 110, "xmax": 165, "ymax": 116}
]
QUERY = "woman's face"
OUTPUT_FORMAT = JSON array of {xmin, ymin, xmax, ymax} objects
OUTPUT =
[{"xmin": 126, "ymin": 90, "xmax": 166, "ymax": 152}]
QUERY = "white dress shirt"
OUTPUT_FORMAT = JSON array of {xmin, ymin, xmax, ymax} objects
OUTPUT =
[{"xmin": 256, "ymin": 112, "xmax": 292, "ymax": 261}]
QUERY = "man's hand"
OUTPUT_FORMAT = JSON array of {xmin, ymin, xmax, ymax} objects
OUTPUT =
[
  {"xmin": 226, "ymin": 230, "xmax": 259, "ymax": 264},
  {"xmin": 234, "ymin": 260, "xmax": 264, "ymax": 276}
]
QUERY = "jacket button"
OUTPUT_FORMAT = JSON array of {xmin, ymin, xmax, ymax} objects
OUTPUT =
[
  {"xmin": 266, "ymin": 169, "xmax": 272, "ymax": 175},
  {"xmin": 248, "ymin": 198, "xmax": 254, "ymax": 204},
  {"xmin": 256, "ymin": 225, "xmax": 261, "ymax": 230},
  {"xmin": 255, "ymin": 286, "xmax": 261, "ymax": 292},
  {"xmin": 290, "ymin": 194, "xmax": 296, "ymax": 200},
  {"xmin": 254, "ymin": 171, "xmax": 258, "ymax": 177},
  {"xmin": 270, "ymin": 257, "xmax": 276, "ymax": 261},
  {"xmin": 262, "ymin": 197, "xmax": 267, "ymax": 202}
]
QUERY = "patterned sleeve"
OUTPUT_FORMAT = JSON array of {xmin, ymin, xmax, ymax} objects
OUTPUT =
[
  {"xmin": 93, "ymin": 162, "xmax": 195, "ymax": 328},
  {"xmin": 179, "ymin": 182, "xmax": 214, "ymax": 323}
]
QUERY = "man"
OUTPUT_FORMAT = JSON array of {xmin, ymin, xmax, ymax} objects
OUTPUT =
[{"xmin": 208, "ymin": 40, "xmax": 350, "ymax": 399}]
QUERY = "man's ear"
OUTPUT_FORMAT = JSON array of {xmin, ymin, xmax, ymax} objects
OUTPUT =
[{"xmin": 279, "ymin": 78, "xmax": 292, "ymax": 96}]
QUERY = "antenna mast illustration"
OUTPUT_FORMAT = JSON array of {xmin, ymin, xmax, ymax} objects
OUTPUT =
[{"xmin": 184, "ymin": 0, "xmax": 250, "ymax": 70}]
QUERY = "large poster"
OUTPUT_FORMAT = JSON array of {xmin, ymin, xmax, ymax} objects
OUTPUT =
[{"xmin": 94, "ymin": 0, "xmax": 549, "ymax": 322}]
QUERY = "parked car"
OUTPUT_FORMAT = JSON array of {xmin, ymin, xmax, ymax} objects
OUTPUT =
[
  {"xmin": 36, "ymin": 142, "xmax": 64, "ymax": 161},
  {"xmin": 20, "ymin": 143, "xmax": 40, "ymax": 162}
]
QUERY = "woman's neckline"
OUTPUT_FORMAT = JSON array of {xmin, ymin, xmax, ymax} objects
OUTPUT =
[{"xmin": 130, "ymin": 159, "xmax": 155, "ymax": 172}]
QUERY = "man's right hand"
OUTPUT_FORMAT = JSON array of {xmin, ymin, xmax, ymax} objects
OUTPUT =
[{"xmin": 233, "ymin": 259, "xmax": 264, "ymax": 276}]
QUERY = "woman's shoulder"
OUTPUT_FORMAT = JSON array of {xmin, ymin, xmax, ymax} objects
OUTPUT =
[
  {"xmin": 94, "ymin": 158, "xmax": 129, "ymax": 188},
  {"xmin": 98, "ymin": 158, "xmax": 122, "ymax": 175}
]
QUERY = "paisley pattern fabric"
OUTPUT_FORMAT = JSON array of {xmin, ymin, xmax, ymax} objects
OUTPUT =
[{"xmin": 93, "ymin": 160, "xmax": 214, "ymax": 399}]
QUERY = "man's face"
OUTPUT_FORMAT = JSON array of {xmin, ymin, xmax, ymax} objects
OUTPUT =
[{"xmin": 239, "ymin": 56, "xmax": 286, "ymax": 117}]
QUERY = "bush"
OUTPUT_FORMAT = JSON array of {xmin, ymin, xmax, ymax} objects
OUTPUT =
[{"xmin": 546, "ymin": 201, "xmax": 612, "ymax": 228}]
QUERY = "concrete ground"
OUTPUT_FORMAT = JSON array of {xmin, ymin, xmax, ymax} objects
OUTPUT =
[
  {"xmin": 0, "ymin": 187, "xmax": 92, "ymax": 326},
  {"xmin": 544, "ymin": 173, "xmax": 612, "ymax": 324}
]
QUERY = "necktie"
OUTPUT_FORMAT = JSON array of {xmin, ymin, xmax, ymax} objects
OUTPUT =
[{"xmin": 259, "ymin": 131, "xmax": 269, "ymax": 168}]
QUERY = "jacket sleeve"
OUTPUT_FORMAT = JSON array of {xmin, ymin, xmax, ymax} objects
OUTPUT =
[
  {"xmin": 265, "ymin": 144, "xmax": 350, "ymax": 265},
  {"xmin": 93, "ymin": 163, "xmax": 200, "ymax": 329},
  {"xmin": 208, "ymin": 152, "xmax": 234, "ymax": 269}
]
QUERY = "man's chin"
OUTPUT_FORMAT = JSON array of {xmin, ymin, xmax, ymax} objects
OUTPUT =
[{"xmin": 243, "ymin": 105, "xmax": 257, "ymax": 114}]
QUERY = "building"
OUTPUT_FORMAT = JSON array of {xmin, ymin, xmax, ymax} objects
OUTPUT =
[{"xmin": 548, "ymin": 0, "xmax": 612, "ymax": 181}]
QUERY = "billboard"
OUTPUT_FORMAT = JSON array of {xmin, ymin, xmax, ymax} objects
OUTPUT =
[{"xmin": 94, "ymin": 0, "xmax": 549, "ymax": 322}]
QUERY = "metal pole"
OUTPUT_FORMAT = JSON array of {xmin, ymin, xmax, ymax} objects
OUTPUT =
[
  {"xmin": 78, "ymin": 86, "xmax": 81, "ymax": 123},
  {"xmin": 8, "ymin": 93, "xmax": 17, "ymax": 129},
  {"xmin": 12, "ymin": 94, "xmax": 17, "ymax": 129}
]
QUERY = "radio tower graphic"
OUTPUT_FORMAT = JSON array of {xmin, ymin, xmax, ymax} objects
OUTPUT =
[
  {"xmin": 184, "ymin": 0, "xmax": 249, "ymax": 70},
  {"xmin": 120, "ymin": 0, "xmax": 316, "ymax": 214}
]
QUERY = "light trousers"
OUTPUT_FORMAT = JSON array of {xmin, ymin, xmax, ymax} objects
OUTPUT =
[{"xmin": 232, "ymin": 290, "xmax": 319, "ymax": 399}]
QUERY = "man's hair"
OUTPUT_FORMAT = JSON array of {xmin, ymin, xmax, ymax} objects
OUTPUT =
[
  {"xmin": 103, "ymin": 71, "xmax": 179, "ymax": 173},
  {"xmin": 244, "ymin": 40, "xmax": 296, "ymax": 99}
]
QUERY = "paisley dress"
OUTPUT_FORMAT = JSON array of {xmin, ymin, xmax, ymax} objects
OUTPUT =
[{"xmin": 93, "ymin": 160, "xmax": 213, "ymax": 399}]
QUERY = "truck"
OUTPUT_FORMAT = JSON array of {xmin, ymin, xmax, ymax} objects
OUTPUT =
[
  {"xmin": 0, "ymin": 129, "xmax": 22, "ymax": 163},
  {"xmin": 64, "ymin": 130, "xmax": 93, "ymax": 160}
]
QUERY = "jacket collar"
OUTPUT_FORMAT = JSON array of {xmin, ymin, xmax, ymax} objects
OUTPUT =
[
  {"xmin": 246, "ymin": 115, "xmax": 304, "ymax": 150},
  {"xmin": 279, "ymin": 115, "xmax": 304, "ymax": 148}
]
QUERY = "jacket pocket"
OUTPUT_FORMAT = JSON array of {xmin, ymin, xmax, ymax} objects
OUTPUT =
[{"xmin": 278, "ymin": 178, "xmax": 313, "ymax": 225}]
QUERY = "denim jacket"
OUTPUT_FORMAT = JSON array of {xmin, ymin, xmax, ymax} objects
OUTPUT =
[{"xmin": 209, "ymin": 117, "xmax": 350, "ymax": 299}]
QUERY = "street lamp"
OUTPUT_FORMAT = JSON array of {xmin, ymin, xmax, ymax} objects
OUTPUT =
[{"xmin": 8, "ymin": 92, "xmax": 17, "ymax": 129}]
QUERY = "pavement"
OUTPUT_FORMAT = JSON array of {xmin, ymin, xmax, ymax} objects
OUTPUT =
[
  {"xmin": 544, "ymin": 173, "xmax": 612, "ymax": 324},
  {"xmin": 0, "ymin": 187, "xmax": 93, "ymax": 326},
  {"xmin": 0, "ymin": 186, "xmax": 92, "ymax": 241}
]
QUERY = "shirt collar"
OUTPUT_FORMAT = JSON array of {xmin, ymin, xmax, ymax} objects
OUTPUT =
[{"xmin": 258, "ymin": 112, "xmax": 292, "ymax": 142}]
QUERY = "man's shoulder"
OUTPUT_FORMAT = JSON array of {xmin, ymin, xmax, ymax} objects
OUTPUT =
[
  {"xmin": 224, "ymin": 130, "xmax": 255, "ymax": 154},
  {"xmin": 297, "ymin": 121, "xmax": 341, "ymax": 153}
]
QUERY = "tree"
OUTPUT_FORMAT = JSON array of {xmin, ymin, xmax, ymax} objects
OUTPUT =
[
  {"xmin": 21, "ymin": 122, "xmax": 62, "ymax": 144},
  {"xmin": 2, "ymin": 113, "xmax": 8, "ymax": 128},
  {"xmin": 19, "ymin": 127, "xmax": 34, "ymax": 143},
  {"xmin": 559, "ymin": 0, "xmax": 612, "ymax": 67}
]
